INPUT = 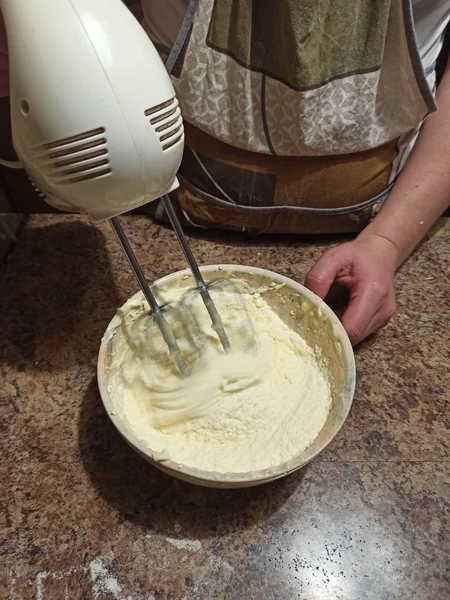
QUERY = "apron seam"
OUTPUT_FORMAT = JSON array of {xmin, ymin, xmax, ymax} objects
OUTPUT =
[
  {"xmin": 402, "ymin": 0, "xmax": 437, "ymax": 113},
  {"xmin": 164, "ymin": 0, "xmax": 199, "ymax": 75},
  {"xmin": 178, "ymin": 174, "xmax": 396, "ymax": 216}
]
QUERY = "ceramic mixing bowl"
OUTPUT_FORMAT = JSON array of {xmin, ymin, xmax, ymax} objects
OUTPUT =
[{"xmin": 98, "ymin": 265, "xmax": 355, "ymax": 488}]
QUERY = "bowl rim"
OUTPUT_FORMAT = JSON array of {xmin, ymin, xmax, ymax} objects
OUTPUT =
[{"xmin": 97, "ymin": 264, "xmax": 356, "ymax": 487}]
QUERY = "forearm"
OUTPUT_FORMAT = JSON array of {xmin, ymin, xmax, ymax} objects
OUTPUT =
[{"xmin": 360, "ymin": 58, "xmax": 450, "ymax": 267}]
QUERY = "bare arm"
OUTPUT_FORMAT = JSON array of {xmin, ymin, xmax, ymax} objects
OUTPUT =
[
  {"xmin": 306, "ymin": 58, "xmax": 450, "ymax": 345},
  {"xmin": 360, "ymin": 58, "xmax": 450, "ymax": 265}
]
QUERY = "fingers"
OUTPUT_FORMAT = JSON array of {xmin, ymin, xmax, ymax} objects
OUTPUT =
[
  {"xmin": 341, "ymin": 282, "xmax": 396, "ymax": 345},
  {"xmin": 341, "ymin": 291, "xmax": 378, "ymax": 345},
  {"xmin": 305, "ymin": 242, "xmax": 396, "ymax": 345},
  {"xmin": 305, "ymin": 247, "xmax": 350, "ymax": 300}
]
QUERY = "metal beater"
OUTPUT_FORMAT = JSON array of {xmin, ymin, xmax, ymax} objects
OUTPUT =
[
  {"xmin": 110, "ymin": 198, "xmax": 230, "ymax": 377},
  {"xmin": 160, "ymin": 196, "xmax": 231, "ymax": 352}
]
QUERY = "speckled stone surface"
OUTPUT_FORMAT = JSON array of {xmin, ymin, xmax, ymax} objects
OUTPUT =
[{"xmin": 1, "ymin": 214, "xmax": 449, "ymax": 600}]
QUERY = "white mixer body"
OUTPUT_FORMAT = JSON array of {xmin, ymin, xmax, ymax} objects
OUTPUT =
[{"xmin": 0, "ymin": 0, "xmax": 184, "ymax": 220}]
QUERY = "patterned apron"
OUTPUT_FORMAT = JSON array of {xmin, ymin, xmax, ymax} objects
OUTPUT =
[{"xmin": 154, "ymin": 0, "xmax": 436, "ymax": 233}]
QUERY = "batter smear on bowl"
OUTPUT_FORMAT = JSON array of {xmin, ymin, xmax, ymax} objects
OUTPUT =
[{"xmin": 108, "ymin": 280, "xmax": 332, "ymax": 474}]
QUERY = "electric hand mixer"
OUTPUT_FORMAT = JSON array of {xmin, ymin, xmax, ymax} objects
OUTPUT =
[{"xmin": 0, "ymin": 0, "xmax": 234, "ymax": 376}]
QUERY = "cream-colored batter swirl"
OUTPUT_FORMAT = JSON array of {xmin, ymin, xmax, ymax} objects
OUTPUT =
[{"xmin": 109, "ymin": 279, "xmax": 332, "ymax": 474}]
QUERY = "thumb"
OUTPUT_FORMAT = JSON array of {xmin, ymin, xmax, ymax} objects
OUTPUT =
[{"xmin": 305, "ymin": 248, "xmax": 348, "ymax": 299}]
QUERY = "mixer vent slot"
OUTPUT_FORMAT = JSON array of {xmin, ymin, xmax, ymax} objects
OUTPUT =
[
  {"xmin": 39, "ymin": 127, "xmax": 112, "ymax": 184},
  {"xmin": 66, "ymin": 168, "xmax": 112, "ymax": 184},
  {"xmin": 145, "ymin": 99, "xmax": 173, "ymax": 117},
  {"xmin": 145, "ymin": 98, "xmax": 184, "ymax": 151},
  {"xmin": 43, "ymin": 127, "xmax": 106, "ymax": 150}
]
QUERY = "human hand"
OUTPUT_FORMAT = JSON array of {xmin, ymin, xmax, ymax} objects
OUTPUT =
[{"xmin": 305, "ymin": 233, "xmax": 399, "ymax": 345}]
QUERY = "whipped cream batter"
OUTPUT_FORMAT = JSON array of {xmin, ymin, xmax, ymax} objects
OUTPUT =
[{"xmin": 108, "ymin": 279, "xmax": 332, "ymax": 474}]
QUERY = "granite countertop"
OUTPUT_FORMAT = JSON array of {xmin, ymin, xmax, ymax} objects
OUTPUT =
[{"xmin": 1, "ymin": 214, "xmax": 449, "ymax": 600}]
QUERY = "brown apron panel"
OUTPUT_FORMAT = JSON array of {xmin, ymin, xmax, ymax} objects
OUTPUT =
[
  {"xmin": 174, "ymin": 185, "xmax": 373, "ymax": 234},
  {"xmin": 171, "ymin": 123, "xmax": 398, "ymax": 234}
]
